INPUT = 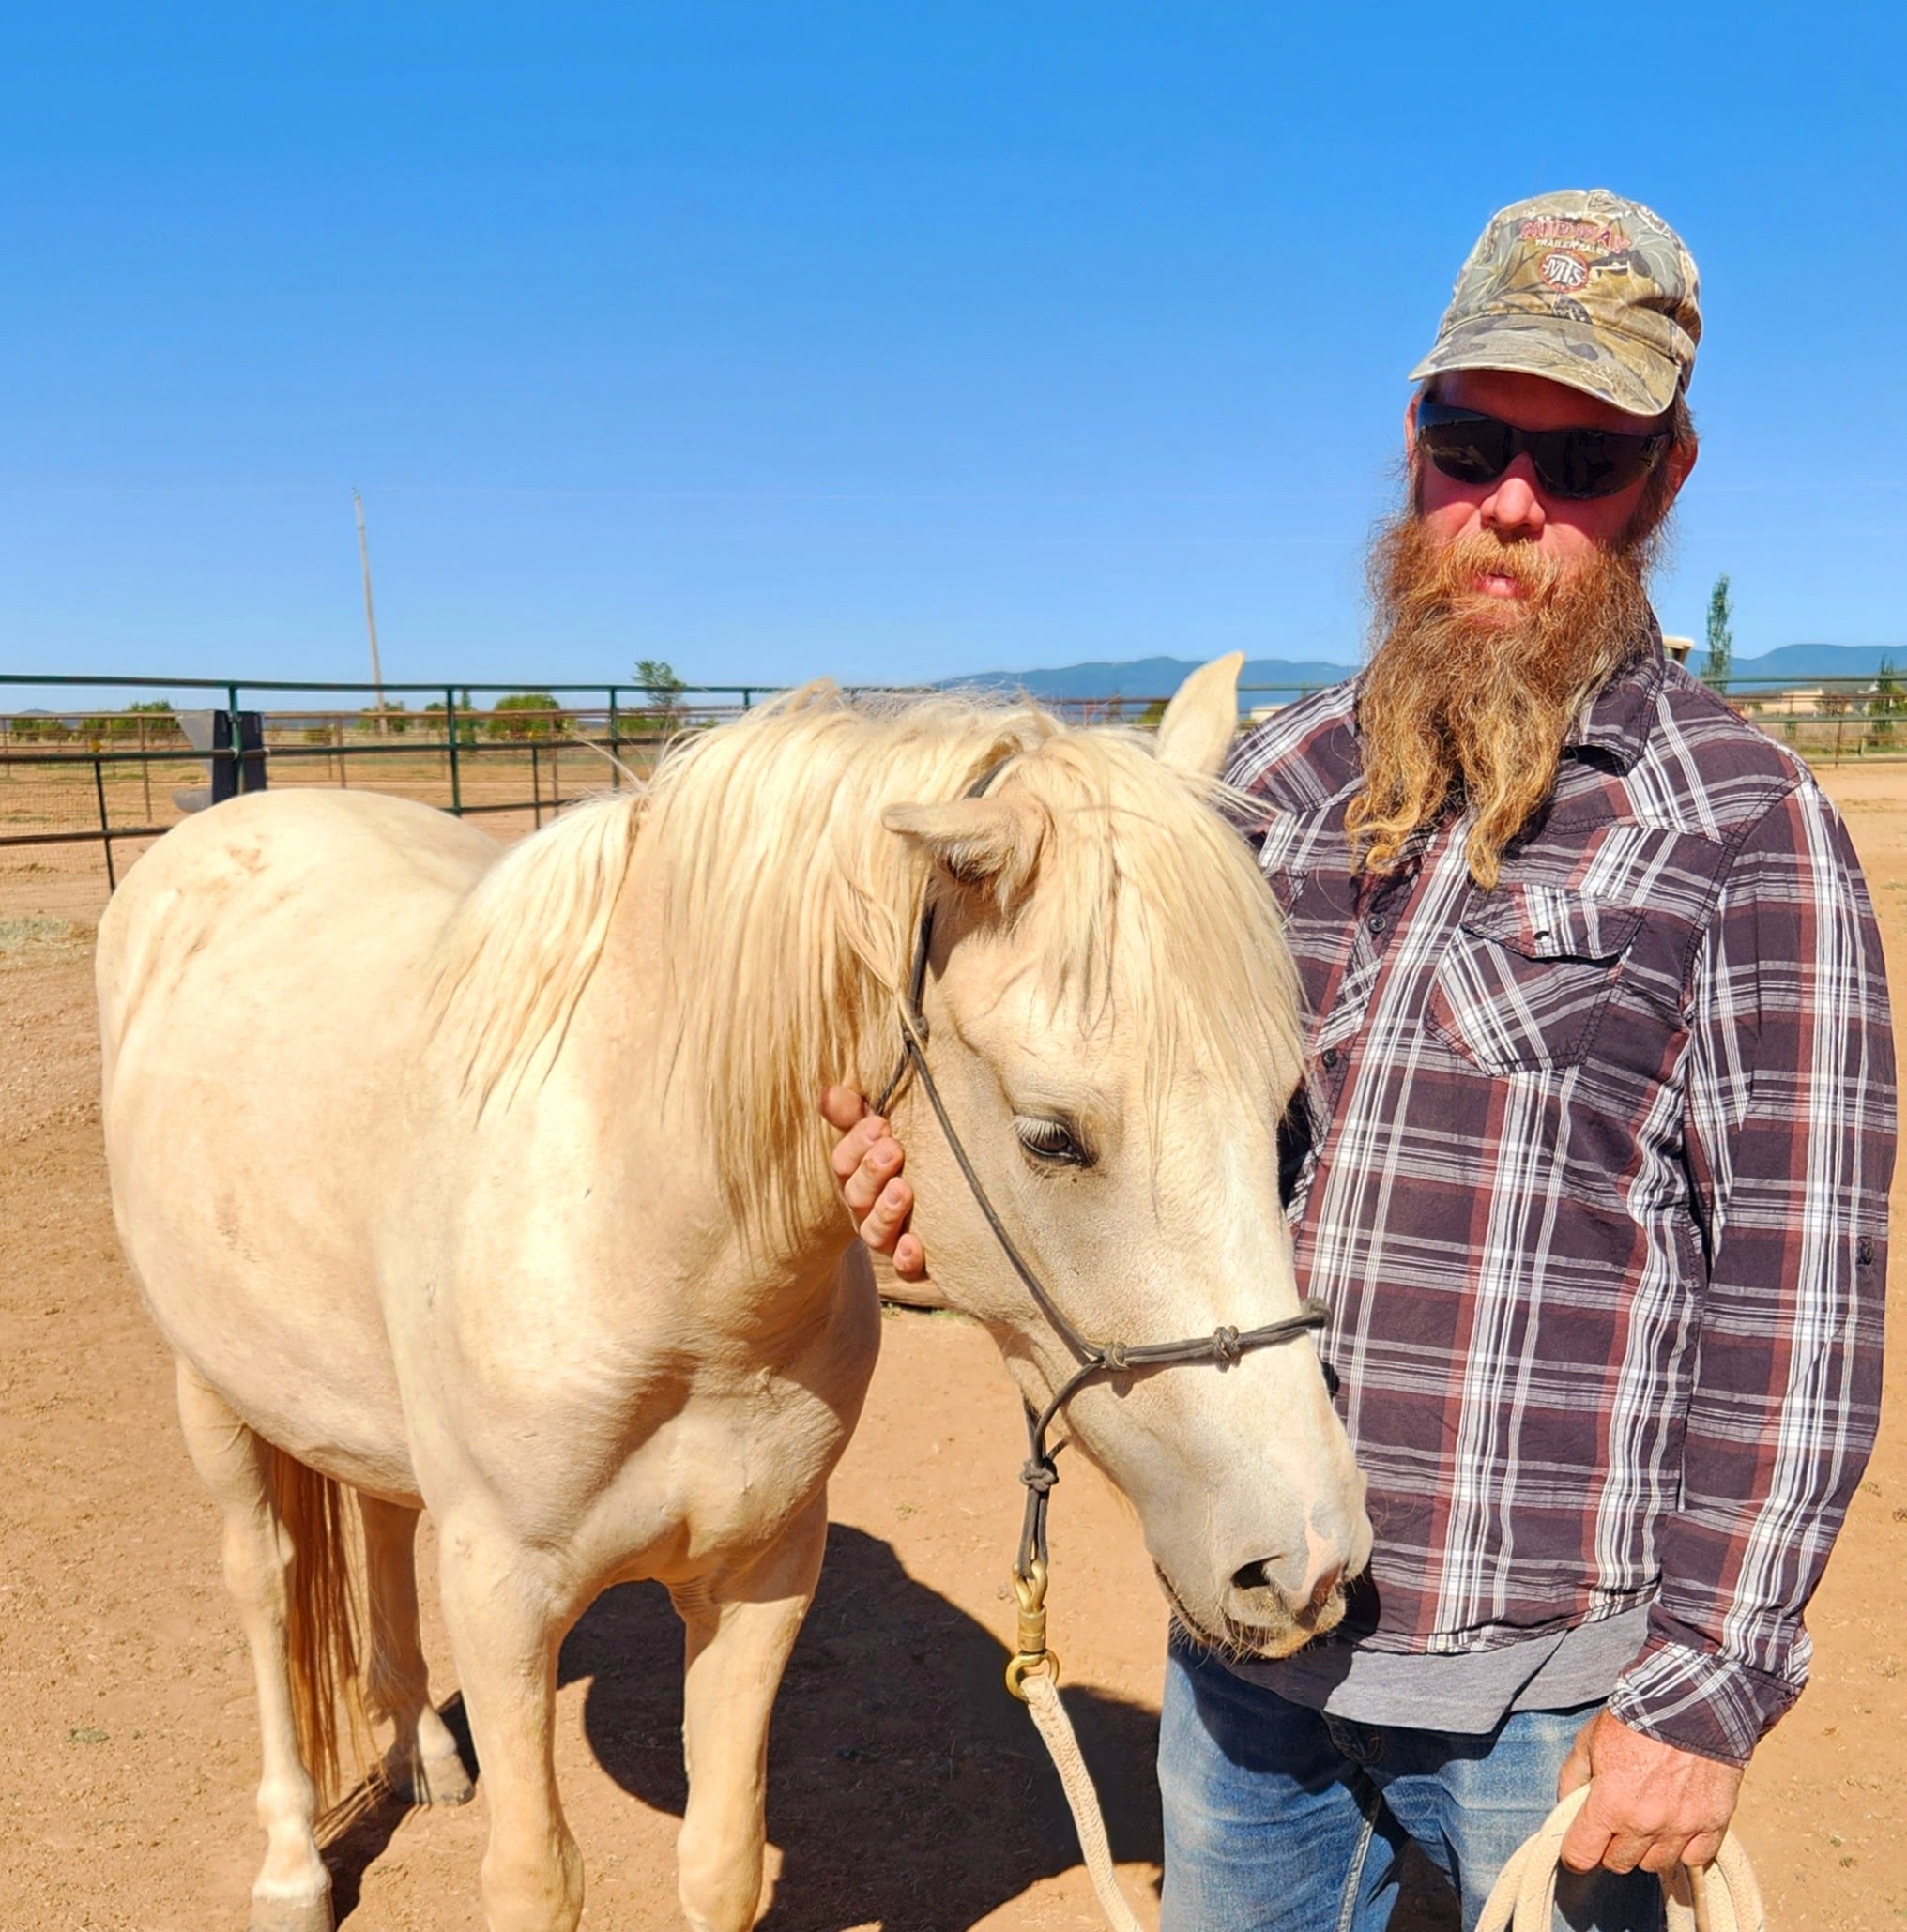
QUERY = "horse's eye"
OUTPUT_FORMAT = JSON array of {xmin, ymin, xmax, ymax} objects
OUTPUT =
[{"xmin": 1014, "ymin": 1116, "xmax": 1093, "ymax": 1168}]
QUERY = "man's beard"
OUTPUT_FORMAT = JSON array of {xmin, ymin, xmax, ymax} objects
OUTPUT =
[{"xmin": 1347, "ymin": 510, "xmax": 1661, "ymax": 890}]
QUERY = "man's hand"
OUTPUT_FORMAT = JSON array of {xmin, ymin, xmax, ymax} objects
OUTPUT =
[
  {"xmin": 1557, "ymin": 1709, "xmax": 1743, "ymax": 1876},
  {"xmin": 819, "ymin": 1086, "xmax": 927, "ymax": 1280}
]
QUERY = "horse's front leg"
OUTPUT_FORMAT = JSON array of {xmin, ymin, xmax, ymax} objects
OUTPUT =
[
  {"xmin": 670, "ymin": 1494, "xmax": 828, "ymax": 1932},
  {"xmin": 435, "ymin": 1517, "xmax": 583, "ymax": 1932}
]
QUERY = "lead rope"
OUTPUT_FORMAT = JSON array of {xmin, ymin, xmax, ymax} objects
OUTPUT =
[
  {"xmin": 1021, "ymin": 1670, "xmax": 1147, "ymax": 1932},
  {"xmin": 1475, "ymin": 1786, "xmax": 1766, "ymax": 1932}
]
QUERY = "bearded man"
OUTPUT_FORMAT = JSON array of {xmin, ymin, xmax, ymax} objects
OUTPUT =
[{"xmin": 823, "ymin": 190, "xmax": 1893, "ymax": 1931}]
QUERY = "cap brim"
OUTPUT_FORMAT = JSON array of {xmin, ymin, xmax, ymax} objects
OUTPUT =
[{"xmin": 1408, "ymin": 314, "xmax": 1681, "ymax": 418}]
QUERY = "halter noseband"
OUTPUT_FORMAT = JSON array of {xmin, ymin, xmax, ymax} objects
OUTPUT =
[{"xmin": 872, "ymin": 756, "xmax": 1331, "ymax": 1690}]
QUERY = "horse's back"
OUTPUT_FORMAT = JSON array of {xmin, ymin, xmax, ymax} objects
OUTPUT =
[
  {"xmin": 98, "ymin": 787, "xmax": 493, "ymax": 1061},
  {"xmin": 98, "ymin": 787, "xmax": 497, "ymax": 1493}
]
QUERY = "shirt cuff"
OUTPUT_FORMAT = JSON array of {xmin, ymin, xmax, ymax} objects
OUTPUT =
[{"xmin": 1607, "ymin": 1632, "xmax": 1804, "ymax": 1767}]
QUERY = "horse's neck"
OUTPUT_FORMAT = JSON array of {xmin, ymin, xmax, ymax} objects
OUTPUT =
[{"xmin": 590, "ymin": 756, "xmax": 917, "ymax": 1277}]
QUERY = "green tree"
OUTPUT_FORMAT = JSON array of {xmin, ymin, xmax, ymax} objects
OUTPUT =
[
  {"xmin": 1703, "ymin": 573, "xmax": 1733, "ymax": 692},
  {"xmin": 633, "ymin": 658, "xmax": 686, "ymax": 727},
  {"xmin": 1869, "ymin": 656, "xmax": 1904, "ymax": 749},
  {"xmin": 488, "ymin": 692, "xmax": 562, "ymax": 740}
]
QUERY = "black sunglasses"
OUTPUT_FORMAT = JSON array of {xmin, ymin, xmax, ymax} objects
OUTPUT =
[{"xmin": 1415, "ymin": 399, "xmax": 1669, "ymax": 501}]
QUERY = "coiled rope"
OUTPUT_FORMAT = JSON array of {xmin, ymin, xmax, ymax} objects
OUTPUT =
[{"xmin": 1476, "ymin": 1785, "xmax": 1765, "ymax": 1932}]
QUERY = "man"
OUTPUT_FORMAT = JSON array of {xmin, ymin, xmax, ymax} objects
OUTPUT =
[{"xmin": 823, "ymin": 190, "xmax": 1894, "ymax": 1930}]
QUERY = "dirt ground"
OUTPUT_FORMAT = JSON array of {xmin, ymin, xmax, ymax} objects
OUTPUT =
[{"xmin": 3, "ymin": 764, "xmax": 1904, "ymax": 1931}]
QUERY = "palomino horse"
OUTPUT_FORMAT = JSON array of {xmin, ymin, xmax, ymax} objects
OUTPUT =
[{"xmin": 96, "ymin": 657, "xmax": 1369, "ymax": 1932}]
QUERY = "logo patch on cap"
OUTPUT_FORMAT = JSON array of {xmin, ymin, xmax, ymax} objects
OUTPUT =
[{"xmin": 1538, "ymin": 250, "xmax": 1591, "ymax": 293}]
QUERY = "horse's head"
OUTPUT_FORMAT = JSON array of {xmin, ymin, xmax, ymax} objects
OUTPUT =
[{"xmin": 885, "ymin": 658, "xmax": 1370, "ymax": 1658}]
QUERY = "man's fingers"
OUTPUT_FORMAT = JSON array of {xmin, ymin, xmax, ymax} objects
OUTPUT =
[
  {"xmin": 843, "ymin": 1134, "xmax": 903, "ymax": 1216},
  {"xmin": 1678, "ymin": 1831, "xmax": 1725, "ymax": 1873},
  {"xmin": 1558, "ymin": 1806, "xmax": 1612, "ymax": 1876},
  {"xmin": 1637, "ymin": 1833, "xmax": 1697, "ymax": 1877},
  {"xmin": 1557, "ymin": 1725, "xmax": 1594, "ymax": 1799},
  {"xmin": 858, "ymin": 1177, "xmax": 914, "ymax": 1255},
  {"xmin": 830, "ymin": 1114, "xmax": 888, "ymax": 1186},
  {"xmin": 818, "ymin": 1085, "xmax": 870, "ymax": 1133},
  {"xmin": 1597, "ymin": 1831, "xmax": 1653, "ymax": 1876},
  {"xmin": 819, "ymin": 1086, "xmax": 927, "ymax": 1275}
]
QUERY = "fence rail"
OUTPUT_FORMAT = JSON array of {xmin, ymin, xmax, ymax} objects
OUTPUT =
[
  {"xmin": 5, "ymin": 669, "xmax": 1902, "ymax": 927},
  {"xmin": 0, "ymin": 679, "xmax": 744, "ymax": 921}
]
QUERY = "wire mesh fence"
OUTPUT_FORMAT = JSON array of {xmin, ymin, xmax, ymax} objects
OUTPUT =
[{"xmin": 5, "ymin": 668, "xmax": 1901, "ymax": 927}]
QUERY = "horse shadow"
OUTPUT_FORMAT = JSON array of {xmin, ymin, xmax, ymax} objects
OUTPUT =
[
  {"xmin": 561, "ymin": 1523, "xmax": 1162, "ymax": 1930},
  {"xmin": 323, "ymin": 1521, "xmax": 1456, "ymax": 1930}
]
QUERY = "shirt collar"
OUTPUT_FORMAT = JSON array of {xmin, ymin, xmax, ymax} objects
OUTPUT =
[{"xmin": 1564, "ymin": 615, "xmax": 1666, "ymax": 772}]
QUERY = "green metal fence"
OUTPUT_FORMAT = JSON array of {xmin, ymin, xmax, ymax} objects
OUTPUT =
[
  {"xmin": 0, "ymin": 676, "xmax": 787, "ymax": 922},
  {"xmin": 5, "ymin": 667, "xmax": 1897, "ymax": 927}
]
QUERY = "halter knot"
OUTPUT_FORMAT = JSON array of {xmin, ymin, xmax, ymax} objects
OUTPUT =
[
  {"xmin": 1212, "ymin": 1324, "xmax": 1242, "ymax": 1365},
  {"xmin": 1019, "ymin": 1458, "xmax": 1060, "ymax": 1496},
  {"xmin": 1100, "ymin": 1340, "xmax": 1132, "ymax": 1372}
]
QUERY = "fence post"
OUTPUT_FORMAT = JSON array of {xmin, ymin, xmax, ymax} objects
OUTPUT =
[
  {"xmin": 445, "ymin": 686, "xmax": 463, "ymax": 815},
  {"xmin": 531, "ymin": 742, "xmax": 542, "ymax": 829},
  {"xmin": 94, "ymin": 754, "xmax": 117, "ymax": 892},
  {"xmin": 607, "ymin": 688, "xmax": 620, "ymax": 788},
  {"xmin": 227, "ymin": 685, "xmax": 245, "ymax": 797}
]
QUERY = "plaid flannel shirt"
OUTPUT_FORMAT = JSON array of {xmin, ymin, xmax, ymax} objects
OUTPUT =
[{"xmin": 1225, "ymin": 635, "xmax": 1894, "ymax": 1764}]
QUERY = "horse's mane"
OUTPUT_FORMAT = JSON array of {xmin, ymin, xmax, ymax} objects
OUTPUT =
[
  {"xmin": 432, "ymin": 682, "xmax": 1304, "ymax": 1254},
  {"xmin": 430, "ymin": 791, "xmax": 647, "ymax": 1111}
]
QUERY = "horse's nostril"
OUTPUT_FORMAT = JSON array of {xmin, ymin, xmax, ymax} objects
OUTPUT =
[
  {"xmin": 1305, "ymin": 1562, "xmax": 1345, "ymax": 1612},
  {"xmin": 1230, "ymin": 1555, "xmax": 1344, "ymax": 1611}
]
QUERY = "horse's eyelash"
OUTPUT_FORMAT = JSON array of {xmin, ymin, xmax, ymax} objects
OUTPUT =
[{"xmin": 1015, "ymin": 1117, "xmax": 1093, "ymax": 1166}]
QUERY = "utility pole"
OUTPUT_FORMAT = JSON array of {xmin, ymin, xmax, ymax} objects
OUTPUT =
[{"xmin": 354, "ymin": 488, "xmax": 387, "ymax": 732}]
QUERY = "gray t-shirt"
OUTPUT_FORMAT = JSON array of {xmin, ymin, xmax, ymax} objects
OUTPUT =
[{"xmin": 1225, "ymin": 1605, "xmax": 1651, "ymax": 1735}]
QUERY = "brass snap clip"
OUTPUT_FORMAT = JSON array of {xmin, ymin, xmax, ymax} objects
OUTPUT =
[{"xmin": 1004, "ymin": 1558, "xmax": 1060, "ymax": 1700}]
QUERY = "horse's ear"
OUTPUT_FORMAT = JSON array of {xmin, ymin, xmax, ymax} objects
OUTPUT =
[
  {"xmin": 883, "ymin": 793, "xmax": 1048, "ymax": 917},
  {"xmin": 1154, "ymin": 651, "xmax": 1244, "ymax": 779}
]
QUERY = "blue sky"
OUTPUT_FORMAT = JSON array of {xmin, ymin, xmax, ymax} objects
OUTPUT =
[{"xmin": 3, "ymin": 4, "xmax": 1903, "ymax": 696}]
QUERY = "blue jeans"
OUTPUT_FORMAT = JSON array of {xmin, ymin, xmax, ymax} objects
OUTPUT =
[{"xmin": 1159, "ymin": 1636, "xmax": 1665, "ymax": 1932}]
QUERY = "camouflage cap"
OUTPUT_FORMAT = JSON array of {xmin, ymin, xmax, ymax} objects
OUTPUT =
[{"xmin": 1410, "ymin": 189, "xmax": 1701, "ymax": 418}]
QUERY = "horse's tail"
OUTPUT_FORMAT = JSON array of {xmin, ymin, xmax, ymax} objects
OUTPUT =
[{"xmin": 267, "ymin": 1450, "xmax": 372, "ymax": 1808}]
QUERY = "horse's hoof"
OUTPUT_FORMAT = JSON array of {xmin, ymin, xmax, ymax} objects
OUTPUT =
[
  {"xmin": 249, "ymin": 1887, "xmax": 333, "ymax": 1932},
  {"xmin": 416, "ymin": 1749, "xmax": 475, "ymax": 1806},
  {"xmin": 383, "ymin": 1740, "xmax": 475, "ymax": 1807}
]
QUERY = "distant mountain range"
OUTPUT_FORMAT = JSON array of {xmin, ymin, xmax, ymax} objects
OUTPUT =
[
  {"xmin": 1680, "ymin": 643, "xmax": 1906, "ymax": 684},
  {"xmin": 944, "ymin": 655, "xmax": 1355, "ymax": 702},
  {"xmin": 949, "ymin": 642, "xmax": 1907, "ymax": 702}
]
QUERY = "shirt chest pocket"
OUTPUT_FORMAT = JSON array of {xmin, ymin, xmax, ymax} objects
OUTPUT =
[{"xmin": 1426, "ymin": 884, "xmax": 1643, "ymax": 1074}]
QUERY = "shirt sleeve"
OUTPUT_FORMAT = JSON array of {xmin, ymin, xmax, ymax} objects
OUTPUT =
[{"xmin": 1607, "ymin": 781, "xmax": 1895, "ymax": 1764}]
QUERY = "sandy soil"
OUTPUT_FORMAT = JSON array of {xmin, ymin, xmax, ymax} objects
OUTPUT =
[{"xmin": 2, "ymin": 762, "xmax": 1902, "ymax": 1930}]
